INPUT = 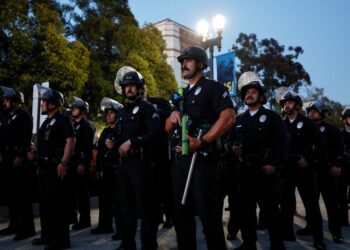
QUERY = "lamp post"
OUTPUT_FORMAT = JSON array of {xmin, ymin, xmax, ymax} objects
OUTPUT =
[{"xmin": 197, "ymin": 14, "xmax": 225, "ymax": 79}]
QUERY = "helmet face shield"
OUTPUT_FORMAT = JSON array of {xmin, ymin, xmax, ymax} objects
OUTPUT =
[
  {"xmin": 0, "ymin": 86, "xmax": 24, "ymax": 103},
  {"xmin": 114, "ymin": 66, "xmax": 137, "ymax": 95},
  {"xmin": 275, "ymin": 86, "xmax": 302, "ymax": 106},
  {"xmin": 341, "ymin": 106, "xmax": 350, "ymax": 120},
  {"xmin": 100, "ymin": 97, "xmax": 123, "ymax": 112},
  {"xmin": 69, "ymin": 96, "xmax": 88, "ymax": 112},
  {"xmin": 237, "ymin": 71, "xmax": 265, "ymax": 103},
  {"xmin": 38, "ymin": 86, "xmax": 64, "ymax": 106}
]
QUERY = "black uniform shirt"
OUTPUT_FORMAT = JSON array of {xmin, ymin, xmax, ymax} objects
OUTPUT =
[
  {"xmin": 0, "ymin": 108, "xmax": 32, "ymax": 157},
  {"xmin": 73, "ymin": 118, "xmax": 94, "ymax": 166},
  {"xmin": 284, "ymin": 114, "xmax": 327, "ymax": 167},
  {"xmin": 37, "ymin": 111, "xmax": 75, "ymax": 159},
  {"xmin": 119, "ymin": 98, "xmax": 161, "ymax": 149},
  {"xmin": 342, "ymin": 129, "xmax": 350, "ymax": 164},
  {"xmin": 317, "ymin": 121, "xmax": 344, "ymax": 166},
  {"xmin": 232, "ymin": 107, "xmax": 288, "ymax": 168},
  {"xmin": 183, "ymin": 76, "xmax": 233, "ymax": 134},
  {"xmin": 96, "ymin": 126, "xmax": 120, "ymax": 170}
]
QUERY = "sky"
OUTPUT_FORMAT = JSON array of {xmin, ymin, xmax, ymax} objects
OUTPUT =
[{"xmin": 129, "ymin": 0, "xmax": 350, "ymax": 105}]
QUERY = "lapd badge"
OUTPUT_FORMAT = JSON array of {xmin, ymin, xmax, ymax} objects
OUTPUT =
[
  {"xmin": 320, "ymin": 126, "xmax": 325, "ymax": 133},
  {"xmin": 297, "ymin": 121, "xmax": 303, "ymax": 129},
  {"xmin": 194, "ymin": 86, "xmax": 202, "ymax": 96},
  {"xmin": 132, "ymin": 106, "xmax": 139, "ymax": 114},
  {"xmin": 49, "ymin": 118, "xmax": 56, "ymax": 126},
  {"xmin": 75, "ymin": 124, "xmax": 81, "ymax": 130},
  {"xmin": 259, "ymin": 114, "xmax": 267, "ymax": 123}
]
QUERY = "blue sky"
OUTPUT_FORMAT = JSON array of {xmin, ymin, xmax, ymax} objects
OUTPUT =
[{"xmin": 129, "ymin": 0, "xmax": 349, "ymax": 105}]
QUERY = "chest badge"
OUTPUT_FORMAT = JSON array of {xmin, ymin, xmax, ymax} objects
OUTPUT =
[
  {"xmin": 320, "ymin": 126, "xmax": 325, "ymax": 133},
  {"xmin": 75, "ymin": 124, "xmax": 81, "ymax": 130},
  {"xmin": 297, "ymin": 121, "xmax": 303, "ymax": 129},
  {"xmin": 132, "ymin": 106, "xmax": 139, "ymax": 114},
  {"xmin": 194, "ymin": 86, "xmax": 202, "ymax": 96},
  {"xmin": 259, "ymin": 114, "xmax": 267, "ymax": 123},
  {"xmin": 49, "ymin": 118, "xmax": 56, "ymax": 126}
]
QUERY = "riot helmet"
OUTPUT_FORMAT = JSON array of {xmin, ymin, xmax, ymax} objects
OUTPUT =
[
  {"xmin": 275, "ymin": 87, "xmax": 302, "ymax": 106},
  {"xmin": 114, "ymin": 66, "xmax": 145, "ymax": 100},
  {"xmin": 0, "ymin": 86, "xmax": 24, "ymax": 104},
  {"xmin": 237, "ymin": 71, "xmax": 266, "ymax": 104},
  {"xmin": 38, "ymin": 86, "xmax": 64, "ymax": 106},
  {"xmin": 177, "ymin": 46, "xmax": 208, "ymax": 68},
  {"xmin": 68, "ymin": 96, "xmax": 89, "ymax": 113},
  {"xmin": 304, "ymin": 101, "xmax": 328, "ymax": 117},
  {"xmin": 100, "ymin": 97, "xmax": 123, "ymax": 112},
  {"xmin": 341, "ymin": 106, "xmax": 350, "ymax": 120}
]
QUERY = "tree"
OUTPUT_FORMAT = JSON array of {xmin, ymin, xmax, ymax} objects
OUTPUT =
[
  {"xmin": 0, "ymin": 1, "xmax": 89, "ymax": 105},
  {"xmin": 64, "ymin": 0, "xmax": 177, "ymax": 114},
  {"xmin": 232, "ymin": 33, "xmax": 311, "ymax": 108}
]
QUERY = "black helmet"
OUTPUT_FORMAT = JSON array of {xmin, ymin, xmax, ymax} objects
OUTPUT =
[
  {"xmin": 38, "ymin": 86, "xmax": 64, "ymax": 106},
  {"xmin": 341, "ymin": 106, "xmax": 350, "ymax": 120},
  {"xmin": 0, "ymin": 86, "xmax": 24, "ymax": 103},
  {"xmin": 177, "ymin": 46, "xmax": 208, "ymax": 67},
  {"xmin": 100, "ymin": 97, "xmax": 123, "ymax": 112},
  {"xmin": 275, "ymin": 87, "xmax": 302, "ymax": 107},
  {"xmin": 304, "ymin": 101, "xmax": 328, "ymax": 117},
  {"xmin": 120, "ymin": 71, "xmax": 145, "ymax": 86},
  {"xmin": 69, "ymin": 96, "xmax": 89, "ymax": 113},
  {"xmin": 237, "ymin": 71, "xmax": 266, "ymax": 103}
]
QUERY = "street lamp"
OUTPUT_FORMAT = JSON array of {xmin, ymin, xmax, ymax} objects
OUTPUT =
[{"xmin": 196, "ymin": 14, "xmax": 225, "ymax": 79}]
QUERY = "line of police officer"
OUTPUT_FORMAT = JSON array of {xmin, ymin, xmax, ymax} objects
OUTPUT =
[{"xmin": 0, "ymin": 45, "xmax": 350, "ymax": 250}]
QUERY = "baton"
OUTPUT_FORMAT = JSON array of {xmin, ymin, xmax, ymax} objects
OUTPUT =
[{"xmin": 181, "ymin": 129, "xmax": 203, "ymax": 205}]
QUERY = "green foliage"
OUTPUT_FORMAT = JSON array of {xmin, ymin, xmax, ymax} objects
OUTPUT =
[
  {"xmin": 233, "ymin": 33, "xmax": 311, "ymax": 108},
  {"xmin": 0, "ymin": 1, "xmax": 89, "ymax": 105}
]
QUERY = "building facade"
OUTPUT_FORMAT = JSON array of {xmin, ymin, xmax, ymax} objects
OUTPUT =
[{"xmin": 153, "ymin": 18, "xmax": 202, "ymax": 87}]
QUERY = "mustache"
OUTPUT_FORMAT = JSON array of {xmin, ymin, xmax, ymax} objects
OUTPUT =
[{"xmin": 181, "ymin": 67, "xmax": 189, "ymax": 72}]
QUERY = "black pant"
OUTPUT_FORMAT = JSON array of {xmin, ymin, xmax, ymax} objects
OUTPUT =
[
  {"xmin": 98, "ymin": 164, "xmax": 123, "ymax": 232},
  {"xmin": 172, "ymin": 155, "xmax": 226, "ymax": 250},
  {"xmin": 281, "ymin": 167, "xmax": 324, "ymax": 243},
  {"xmin": 67, "ymin": 161, "xmax": 91, "ymax": 225},
  {"xmin": 38, "ymin": 164, "xmax": 70, "ymax": 246},
  {"xmin": 4, "ymin": 155, "xmax": 35, "ymax": 234},
  {"xmin": 238, "ymin": 165, "xmax": 284, "ymax": 248},
  {"xmin": 118, "ymin": 158, "xmax": 158, "ymax": 250},
  {"xmin": 338, "ymin": 164, "xmax": 350, "ymax": 226},
  {"xmin": 316, "ymin": 169, "xmax": 342, "ymax": 236}
]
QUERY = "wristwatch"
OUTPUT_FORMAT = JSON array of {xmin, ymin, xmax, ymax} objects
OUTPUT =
[{"xmin": 60, "ymin": 160, "xmax": 68, "ymax": 167}]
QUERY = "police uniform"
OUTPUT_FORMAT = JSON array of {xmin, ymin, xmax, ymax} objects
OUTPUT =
[
  {"xmin": 280, "ymin": 113, "xmax": 325, "ymax": 244},
  {"xmin": 339, "ymin": 128, "xmax": 350, "ymax": 226},
  {"xmin": 172, "ymin": 76, "xmax": 233, "ymax": 250},
  {"xmin": 0, "ymin": 108, "xmax": 35, "ymax": 238},
  {"xmin": 69, "ymin": 117, "xmax": 94, "ymax": 228},
  {"xmin": 147, "ymin": 96, "xmax": 173, "ymax": 227},
  {"xmin": 312, "ymin": 120, "xmax": 343, "ymax": 240},
  {"xmin": 117, "ymin": 98, "xmax": 161, "ymax": 250},
  {"xmin": 94, "ymin": 124, "xmax": 123, "ymax": 234},
  {"xmin": 36, "ymin": 111, "xmax": 75, "ymax": 248},
  {"xmin": 231, "ymin": 106, "xmax": 287, "ymax": 250}
]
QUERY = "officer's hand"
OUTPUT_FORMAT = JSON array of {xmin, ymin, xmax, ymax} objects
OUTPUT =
[
  {"xmin": 232, "ymin": 145, "xmax": 242, "ymax": 156},
  {"xmin": 13, "ymin": 156, "xmax": 24, "ymax": 168},
  {"xmin": 330, "ymin": 165, "xmax": 341, "ymax": 177},
  {"xmin": 105, "ymin": 139, "xmax": 115, "ymax": 149},
  {"xmin": 262, "ymin": 164, "xmax": 276, "ymax": 175},
  {"xmin": 119, "ymin": 139, "xmax": 132, "ymax": 157},
  {"xmin": 169, "ymin": 111, "xmax": 181, "ymax": 126},
  {"xmin": 186, "ymin": 135, "xmax": 202, "ymax": 152},
  {"xmin": 77, "ymin": 164, "xmax": 85, "ymax": 176},
  {"xmin": 175, "ymin": 145, "xmax": 182, "ymax": 152},
  {"xmin": 57, "ymin": 163, "xmax": 67, "ymax": 180},
  {"xmin": 297, "ymin": 155, "xmax": 309, "ymax": 168},
  {"xmin": 27, "ymin": 151, "xmax": 35, "ymax": 161}
]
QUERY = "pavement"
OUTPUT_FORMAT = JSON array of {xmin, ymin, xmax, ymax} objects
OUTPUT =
[{"xmin": 0, "ymin": 193, "xmax": 349, "ymax": 250}]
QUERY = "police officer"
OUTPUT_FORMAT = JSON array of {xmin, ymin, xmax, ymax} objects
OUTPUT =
[
  {"xmin": 305, "ymin": 101, "xmax": 343, "ymax": 243},
  {"xmin": 147, "ymin": 95, "xmax": 173, "ymax": 228},
  {"xmin": 275, "ymin": 89, "xmax": 327, "ymax": 250},
  {"xmin": 114, "ymin": 67, "xmax": 161, "ymax": 250},
  {"xmin": 91, "ymin": 97, "xmax": 124, "ymax": 240},
  {"xmin": 67, "ymin": 97, "xmax": 94, "ymax": 230},
  {"xmin": 165, "ymin": 46, "xmax": 235, "ymax": 250},
  {"xmin": 228, "ymin": 72, "xmax": 287, "ymax": 250},
  {"xmin": 0, "ymin": 86, "xmax": 35, "ymax": 240},
  {"xmin": 339, "ymin": 106, "xmax": 350, "ymax": 227},
  {"xmin": 31, "ymin": 86, "xmax": 75, "ymax": 249}
]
